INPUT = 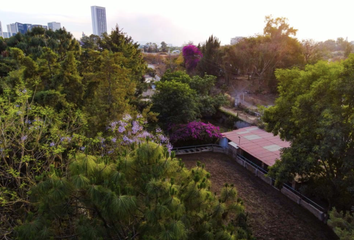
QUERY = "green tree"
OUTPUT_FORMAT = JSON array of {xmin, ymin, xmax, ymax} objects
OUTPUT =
[
  {"xmin": 328, "ymin": 208, "xmax": 354, "ymax": 240},
  {"xmin": 80, "ymin": 34, "xmax": 101, "ymax": 50},
  {"xmin": 16, "ymin": 142, "xmax": 253, "ymax": 240},
  {"xmin": 225, "ymin": 16, "xmax": 304, "ymax": 92},
  {"xmin": 82, "ymin": 50, "xmax": 136, "ymax": 134},
  {"xmin": 301, "ymin": 39, "xmax": 323, "ymax": 64},
  {"xmin": 263, "ymin": 15, "xmax": 297, "ymax": 39},
  {"xmin": 160, "ymin": 41, "xmax": 168, "ymax": 52},
  {"xmin": 52, "ymin": 51, "xmax": 84, "ymax": 108},
  {"xmin": 198, "ymin": 35, "xmax": 222, "ymax": 77},
  {"xmin": 158, "ymin": 71, "xmax": 226, "ymax": 119},
  {"xmin": 263, "ymin": 56, "xmax": 354, "ymax": 210},
  {"xmin": 160, "ymin": 70, "xmax": 191, "ymax": 83},
  {"xmin": 152, "ymin": 80, "xmax": 199, "ymax": 126},
  {"xmin": 0, "ymin": 83, "xmax": 87, "ymax": 238}
]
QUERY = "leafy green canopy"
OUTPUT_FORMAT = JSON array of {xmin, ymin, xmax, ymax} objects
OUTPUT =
[
  {"xmin": 16, "ymin": 142, "xmax": 253, "ymax": 240},
  {"xmin": 263, "ymin": 55, "xmax": 354, "ymax": 210},
  {"xmin": 0, "ymin": 26, "xmax": 150, "ymax": 238},
  {"xmin": 152, "ymin": 80, "xmax": 199, "ymax": 125},
  {"xmin": 328, "ymin": 208, "xmax": 354, "ymax": 240},
  {"xmin": 153, "ymin": 71, "xmax": 226, "ymax": 126},
  {"xmin": 0, "ymin": 27, "xmax": 148, "ymax": 134}
]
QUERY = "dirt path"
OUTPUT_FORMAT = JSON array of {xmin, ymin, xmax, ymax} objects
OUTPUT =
[{"xmin": 180, "ymin": 153, "xmax": 338, "ymax": 240}]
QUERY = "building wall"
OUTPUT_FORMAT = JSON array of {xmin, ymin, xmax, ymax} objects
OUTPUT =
[
  {"xmin": 48, "ymin": 22, "xmax": 61, "ymax": 31},
  {"xmin": 7, "ymin": 23, "xmax": 17, "ymax": 36},
  {"xmin": 0, "ymin": 21, "xmax": 2, "ymax": 38},
  {"xmin": 91, "ymin": 6, "xmax": 107, "ymax": 37},
  {"xmin": 7, "ymin": 22, "xmax": 32, "ymax": 35},
  {"xmin": 2, "ymin": 32, "xmax": 11, "ymax": 38},
  {"xmin": 230, "ymin": 36, "xmax": 244, "ymax": 45}
]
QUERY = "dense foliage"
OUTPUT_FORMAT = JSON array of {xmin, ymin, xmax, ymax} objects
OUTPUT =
[
  {"xmin": 182, "ymin": 44, "xmax": 202, "ymax": 73},
  {"xmin": 0, "ymin": 27, "xmax": 252, "ymax": 240},
  {"xmin": 169, "ymin": 121, "xmax": 222, "ymax": 146},
  {"xmin": 263, "ymin": 55, "xmax": 354, "ymax": 211},
  {"xmin": 198, "ymin": 35, "xmax": 223, "ymax": 78},
  {"xmin": 16, "ymin": 142, "xmax": 253, "ymax": 240},
  {"xmin": 153, "ymin": 71, "xmax": 226, "ymax": 127},
  {"xmin": 0, "ymin": 27, "xmax": 147, "ymax": 135},
  {"xmin": 328, "ymin": 208, "xmax": 354, "ymax": 240},
  {"xmin": 0, "ymin": 26, "xmax": 147, "ymax": 238},
  {"xmin": 190, "ymin": 16, "xmax": 353, "ymax": 94}
]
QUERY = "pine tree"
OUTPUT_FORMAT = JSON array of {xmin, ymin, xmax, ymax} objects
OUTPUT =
[{"xmin": 16, "ymin": 142, "xmax": 253, "ymax": 240}]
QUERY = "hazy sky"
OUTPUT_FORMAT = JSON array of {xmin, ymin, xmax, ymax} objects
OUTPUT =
[{"xmin": 1, "ymin": 0, "xmax": 353, "ymax": 46}]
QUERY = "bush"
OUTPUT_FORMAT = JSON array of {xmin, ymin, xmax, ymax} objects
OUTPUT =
[{"xmin": 169, "ymin": 121, "xmax": 222, "ymax": 146}]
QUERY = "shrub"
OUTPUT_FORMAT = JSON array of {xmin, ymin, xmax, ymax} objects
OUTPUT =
[{"xmin": 169, "ymin": 121, "xmax": 222, "ymax": 146}]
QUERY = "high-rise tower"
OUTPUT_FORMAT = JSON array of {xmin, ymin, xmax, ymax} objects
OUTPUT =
[{"xmin": 91, "ymin": 6, "xmax": 107, "ymax": 37}]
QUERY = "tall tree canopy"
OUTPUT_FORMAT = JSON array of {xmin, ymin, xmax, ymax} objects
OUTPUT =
[
  {"xmin": 222, "ymin": 16, "xmax": 304, "ymax": 92},
  {"xmin": 154, "ymin": 71, "xmax": 226, "ymax": 126},
  {"xmin": 0, "ymin": 26, "xmax": 147, "ymax": 134},
  {"xmin": 152, "ymin": 80, "xmax": 199, "ymax": 126},
  {"xmin": 0, "ymin": 26, "xmax": 150, "ymax": 238},
  {"xmin": 263, "ymin": 55, "xmax": 354, "ymax": 210},
  {"xmin": 198, "ymin": 35, "xmax": 222, "ymax": 77},
  {"xmin": 16, "ymin": 142, "xmax": 253, "ymax": 240}
]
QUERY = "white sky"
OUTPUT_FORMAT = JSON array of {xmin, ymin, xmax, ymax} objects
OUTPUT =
[{"xmin": 0, "ymin": 0, "xmax": 353, "ymax": 46}]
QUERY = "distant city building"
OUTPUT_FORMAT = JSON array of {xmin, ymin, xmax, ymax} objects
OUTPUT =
[
  {"xmin": 91, "ymin": 6, "xmax": 107, "ymax": 37},
  {"xmin": 48, "ymin": 22, "xmax": 61, "ymax": 31},
  {"xmin": 6, "ymin": 22, "xmax": 48, "ymax": 35},
  {"xmin": 7, "ymin": 23, "xmax": 17, "ymax": 36},
  {"xmin": 0, "ymin": 21, "xmax": 3, "ymax": 38},
  {"xmin": 2, "ymin": 32, "xmax": 11, "ymax": 38},
  {"xmin": 230, "ymin": 36, "xmax": 244, "ymax": 45}
]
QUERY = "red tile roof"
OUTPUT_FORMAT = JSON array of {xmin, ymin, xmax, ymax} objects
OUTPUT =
[{"xmin": 222, "ymin": 127, "xmax": 290, "ymax": 166}]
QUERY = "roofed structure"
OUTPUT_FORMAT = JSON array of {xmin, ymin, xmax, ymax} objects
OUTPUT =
[{"xmin": 222, "ymin": 127, "xmax": 290, "ymax": 167}]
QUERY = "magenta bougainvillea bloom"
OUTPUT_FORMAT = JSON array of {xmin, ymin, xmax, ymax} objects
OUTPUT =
[
  {"xmin": 169, "ymin": 121, "xmax": 222, "ymax": 143},
  {"xmin": 182, "ymin": 44, "xmax": 203, "ymax": 71}
]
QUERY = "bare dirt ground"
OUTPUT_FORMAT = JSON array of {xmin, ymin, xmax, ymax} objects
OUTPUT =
[{"xmin": 181, "ymin": 153, "xmax": 338, "ymax": 240}]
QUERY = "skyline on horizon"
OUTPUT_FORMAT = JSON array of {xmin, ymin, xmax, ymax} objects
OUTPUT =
[{"xmin": 1, "ymin": 0, "xmax": 354, "ymax": 46}]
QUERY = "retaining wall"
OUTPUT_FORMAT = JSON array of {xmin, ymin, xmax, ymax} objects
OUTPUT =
[
  {"xmin": 233, "ymin": 153, "xmax": 326, "ymax": 223},
  {"xmin": 281, "ymin": 187, "xmax": 301, "ymax": 204}
]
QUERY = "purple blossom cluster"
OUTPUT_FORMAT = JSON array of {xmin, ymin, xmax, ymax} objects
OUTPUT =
[
  {"xmin": 60, "ymin": 136, "xmax": 72, "ymax": 142},
  {"xmin": 182, "ymin": 44, "xmax": 203, "ymax": 71},
  {"xmin": 103, "ymin": 114, "xmax": 173, "ymax": 154},
  {"xmin": 169, "ymin": 121, "xmax": 222, "ymax": 143},
  {"xmin": 132, "ymin": 121, "xmax": 143, "ymax": 134}
]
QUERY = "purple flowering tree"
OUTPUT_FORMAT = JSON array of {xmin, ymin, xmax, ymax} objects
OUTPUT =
[
  {"xmin": 101, "ymin": 114, "xmax": 173, "ymax": 155},
  {"xmin": 169, "ymin": 121, "xmax": 222, "ymax": 146},
  {"xmin": 182, "ymin": 44, "xmax": 202, "ymax": 72}
]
